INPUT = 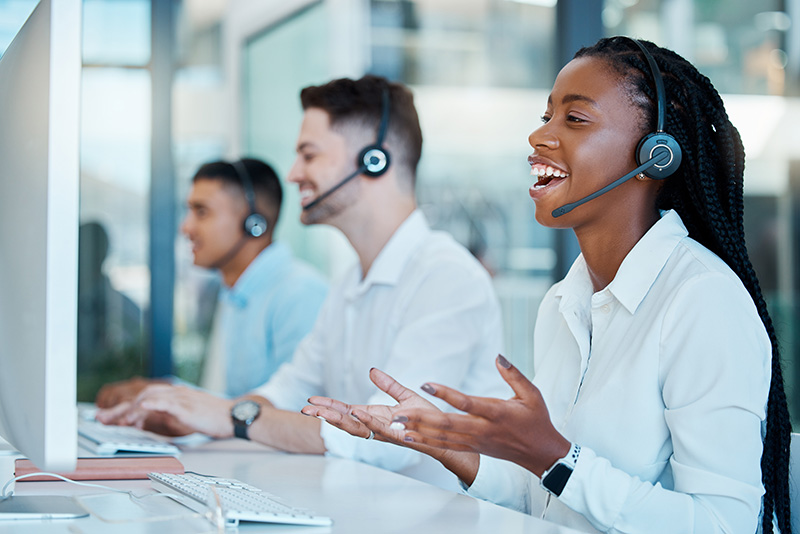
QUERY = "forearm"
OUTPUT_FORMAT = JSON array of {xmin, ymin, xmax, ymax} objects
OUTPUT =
[
  {"xmin": 247, "ymin": 407, "xmax": 326, "ymax": 454},
  {"xmin": 437, "ymin": 449, "xmax": 480, "ymax": 486},
  {"xmin": 560, "ymin": 446, "xmax": 763, "ymax": 534}
]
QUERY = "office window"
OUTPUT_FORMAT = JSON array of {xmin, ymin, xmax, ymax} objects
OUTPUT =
[
  {"xmin": 243, "ymin": 3, "xmax": 348, "ymax": 276},
  {"xmin": 83, "ymin": 0, "xmax": 150, "ymax": 66},
  {"xmin": 77, "ymin": 0, "xmax": 152, "ymax": 400}
]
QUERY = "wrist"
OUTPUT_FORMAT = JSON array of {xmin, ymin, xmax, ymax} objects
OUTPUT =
[
  {"xmin": 439, "ymin": 450, "xmax": 479, "ymax": 487},
  {"xmin": 539, "ymin": 442, "xmax": 581, "ymax": 497},
  {"xmin": 230, "ymin": 399, "xmax": 262, "ymax": 440}
]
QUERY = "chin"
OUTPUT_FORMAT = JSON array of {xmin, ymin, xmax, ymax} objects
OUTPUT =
[{"xmin": 533, "ymin": 204, "xmax": 570, "ymax": 230}]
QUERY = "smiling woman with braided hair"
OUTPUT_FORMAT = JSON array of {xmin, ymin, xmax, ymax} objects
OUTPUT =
[{"xmin": 304, "ymin": 36, "xmax": 791, "ymax": 534}]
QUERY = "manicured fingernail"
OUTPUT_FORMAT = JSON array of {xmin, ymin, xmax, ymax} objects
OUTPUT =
[
  {"xmin": 497, "ymin": 354, "xmax": 512, "ymax": 369},
  {"xmin": 404, "ymin": 435, "xmax": 414, "ymax": 443},
  {"xmin": 392, "ymin": 415, "xmax": 408, "ymax": 423},
  {"xmin": 389, "ymin": 422, "xmax": 405, "ymax": 430},
  {"xmin": 421, "ymin": 383, "xmax": 436, "ymax": 395}
]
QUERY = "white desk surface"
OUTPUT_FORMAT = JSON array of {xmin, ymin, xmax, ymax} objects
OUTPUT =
[{"xmin": 1, "ymin": 439, "xmax": 582, "ymax": 533}]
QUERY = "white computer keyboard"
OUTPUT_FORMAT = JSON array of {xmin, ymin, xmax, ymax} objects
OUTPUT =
[
  {"xmin": 78, "ymin": 419, "xmax": 181, "ymax": 456},
  {"xmin": 147, "ymin": 472, "xmax": 332, "ymax": 527}
]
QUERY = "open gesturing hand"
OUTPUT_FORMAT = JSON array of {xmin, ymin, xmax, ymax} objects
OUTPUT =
[
  {"xmin": 302, "ymin": 368, "xmax": 475, "ymax": 471},
  {"xmin": 391, "ymin": 355, "xmax": 570, "ymax": 478},
  {"xmin": 303, "ymin": 368, "xmax": 437, "ymax": 445}
]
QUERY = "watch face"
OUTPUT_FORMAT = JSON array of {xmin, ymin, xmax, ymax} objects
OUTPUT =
[
  {"xmin": 232, "ymin": 400, "xmax": 261, "ymax": 424},
  {"xmin": 542, "ymin": 462, "xmax": 573, "ymax": 497}
]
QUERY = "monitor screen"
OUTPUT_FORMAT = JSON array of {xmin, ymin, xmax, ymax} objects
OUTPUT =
[{"xmin": 0, "ymin": 0, "xmax": 82, "ymax": 472}]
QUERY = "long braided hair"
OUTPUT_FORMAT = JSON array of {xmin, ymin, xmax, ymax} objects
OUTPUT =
[{"xmin": 575, "ymin": 36, "xmax": 791, "ymax": 533}]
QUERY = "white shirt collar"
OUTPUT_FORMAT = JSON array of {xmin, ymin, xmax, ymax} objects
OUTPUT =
[
  {"xmin": 348, "ymin": 210, "xmax": 431, "ymax": 297},
  {"xmin": 556, "ymin": 209, "xmax": 689, "ymax": 315}
]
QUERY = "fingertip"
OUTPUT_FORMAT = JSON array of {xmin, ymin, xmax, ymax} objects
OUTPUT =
[
  {"xmin": 497, "ymin": 354, "xmax": 512, "ymax": 369},
  {"xmin": 420, "ymin": 383, "xmax": 436, "ymax": 395}
]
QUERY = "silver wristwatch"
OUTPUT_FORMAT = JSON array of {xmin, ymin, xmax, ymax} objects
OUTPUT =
[{"xmin": 231, "ymin": 400, "xmax": 261, "ymax": 440}]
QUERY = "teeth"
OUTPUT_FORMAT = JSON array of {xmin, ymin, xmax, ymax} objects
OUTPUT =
[
  {"xmin": 530, "ymin": 164, "xmax": 569, "ymax": 178},
  {"xmin": 299, "ymin": 189, "xmax": 314, "ymax": 201}
]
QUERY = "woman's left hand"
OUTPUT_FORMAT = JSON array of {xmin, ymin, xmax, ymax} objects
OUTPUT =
[{"xmin": 394, "ymin": 354, "xmax": 570, "ymax": 477}]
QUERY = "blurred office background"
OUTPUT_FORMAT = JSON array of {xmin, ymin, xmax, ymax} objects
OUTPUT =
[{"xmin": 1, "ymin": 0, "xmax": 799, "ymax": 422}]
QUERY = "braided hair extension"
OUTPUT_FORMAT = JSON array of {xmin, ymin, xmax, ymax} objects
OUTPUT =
[{"xmin": 575, "ymin": 37, "xmax": 791, "ymax": 533}]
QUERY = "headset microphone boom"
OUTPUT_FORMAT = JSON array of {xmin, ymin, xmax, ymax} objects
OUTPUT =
[
  {"xmin": 302, "ymin": 87, "xmax": 392, "ymax": 212},
  {"xmin": 551, "ymin": 37, "xmax": 682, "ymax": 218}
]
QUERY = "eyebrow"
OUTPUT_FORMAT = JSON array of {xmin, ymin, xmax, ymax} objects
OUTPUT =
[
  {"xmin": 547, "ymin": 93, "xmax": 600, "ymax": 108},
  {"xmin": 296, "ymin": 141, "xmax": 317, "ymax": 152}
]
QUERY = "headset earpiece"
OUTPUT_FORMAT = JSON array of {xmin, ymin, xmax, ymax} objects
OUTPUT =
[
  {"xmin": 232, "ymin": 159, "xmax": 269, "ymax": 238},
  {"xmin": 551, "ymin": 37, "xmax": 685, "ymax": 218},
  {"xmin": 628, "ymin": 38, "xmax": 683, "ymax": 180},
  {"xmin": 357, "ymin": 87, "xmax": 392, "ymax": 178},
  {"xmin": 302, "ymin": 85, "xmax": 394, "ymax": 212},
  {"xmin": 243, "ymin": 212, "xmax": 268, "ymax": 238},
  {"xmin": 359, "ymin": 145, "xmax": 390, "ymax": 177},
  {"xmin": 636, "ymin": 131, "xmax": 682, "ymax": 179}
]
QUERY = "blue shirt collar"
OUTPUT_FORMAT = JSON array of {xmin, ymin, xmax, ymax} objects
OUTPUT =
[{"xmin": 220, "ymin": 242, "xmax": 292, "ymax": 309}]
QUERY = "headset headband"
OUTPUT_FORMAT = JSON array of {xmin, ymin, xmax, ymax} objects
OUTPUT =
[{"xmin": 627, "ymin": 38, "xmax": 666, "ymax": 132}]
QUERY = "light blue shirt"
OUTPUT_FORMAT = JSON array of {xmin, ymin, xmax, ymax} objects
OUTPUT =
[{"xmin": 218, "ymin": 242, "xmax": 327, "ymax": 397}]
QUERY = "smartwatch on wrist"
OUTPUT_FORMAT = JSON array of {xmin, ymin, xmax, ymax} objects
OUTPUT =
[
  {"xmin": 231, "ymin": 400, "xmax": 261, "ymax": 440},
  {"xmin": 540, "ymin": 443, "xmax": 581, "ymax": 497}
]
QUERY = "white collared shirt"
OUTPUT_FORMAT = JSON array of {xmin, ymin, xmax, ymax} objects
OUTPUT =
[
  {"xmin": 255, "ymin": 210, "xmax": 511, "ymax": 489},
  {"xmin": 468, "ymin": 210, "xmax": 770, "ymax": 533}
]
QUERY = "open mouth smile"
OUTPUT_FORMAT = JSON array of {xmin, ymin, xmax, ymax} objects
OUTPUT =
[{"xmin": 530, "ymin": 163, "xmax": 570, "ymax": 190}]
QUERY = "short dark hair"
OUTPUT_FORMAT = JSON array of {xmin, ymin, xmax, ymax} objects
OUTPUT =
[
  {"xmin": 193, "ymin": 158, "xmax": 282, "ymax": 230},
  {"xmin": 300, "ymin": 75, "xmax": 423, "ymax": 185}
]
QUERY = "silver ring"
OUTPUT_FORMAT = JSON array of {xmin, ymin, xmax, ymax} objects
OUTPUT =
[{"xmin": 365, "ymin": 430, "xmax": 375, "ymax": 440}]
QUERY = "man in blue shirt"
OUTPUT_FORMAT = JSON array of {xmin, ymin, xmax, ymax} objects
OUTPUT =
[{"xmin": 95, "ymin": 159, "xmax": 327, "ymax": 420}]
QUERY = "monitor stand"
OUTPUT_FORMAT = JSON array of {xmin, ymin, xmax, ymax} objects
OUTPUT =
[
  {"xmin": 0, "ymin": 496, "xmax": 88, "ymax": 520},
  {"xmin": 0, "ymin": 442, "xmax": 88, "ymax": 520}
]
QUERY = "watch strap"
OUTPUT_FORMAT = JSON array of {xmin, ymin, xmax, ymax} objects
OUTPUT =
[
  {"xmin": 231, "ymin": 400, "xmax": 261, "ymax": 441},
  {"xmin": 234, "ymin": 422, "xmax": 249, "ymax": 440},
  {"xmin": 540, "ymin": 443, "xmax": 581, "ymax": 497}
]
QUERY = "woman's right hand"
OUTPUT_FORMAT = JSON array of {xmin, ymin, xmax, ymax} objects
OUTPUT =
[{"xmin": 302, "ymin": 368, "xmax": 480, "ymax": 483}]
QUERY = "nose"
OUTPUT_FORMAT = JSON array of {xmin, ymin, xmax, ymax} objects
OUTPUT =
[
  {"xmin": 528, "ymin": 122, "xmax": 558, "ymax": 151},
  {"xmin": 286, "ymin": 156, "xmax": 303, "ymax": 184},
  {"xmin": 180, "ymin": 213, "xmax": 192, "ymax": 237}
]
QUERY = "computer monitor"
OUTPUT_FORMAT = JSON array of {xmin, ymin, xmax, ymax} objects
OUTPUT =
[{"xmin": 0, "ymin": 0, "xmax": 82, "ymax": 475}]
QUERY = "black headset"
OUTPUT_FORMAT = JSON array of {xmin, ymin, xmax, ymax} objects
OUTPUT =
[
  {"xmin": 359, "ymin": 87, "xmax": 391, "ymax": 177},
  {"xmin": 301, "ymin": 86, "xmax": 392, "ymax": 212},
  {"xmin": 551, "ymin": 38, "xmax": 684, "ymax": 218},
  {"xmin": 231, "ymin": 159, "xmax": 268, "ymax": 238},
  {"xmin": 628, "ymin": 37, "xmax": 682, "ymax": 179}
]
